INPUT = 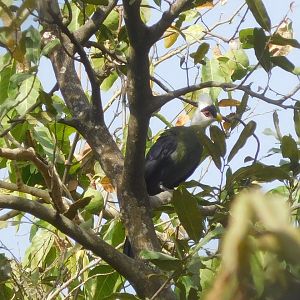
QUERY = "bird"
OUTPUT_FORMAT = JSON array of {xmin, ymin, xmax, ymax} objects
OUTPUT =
[
  {"xmin": 144, "ymin": 94, "xmax": 223, "ymax": 196},
  {"xmin": 123, "ymin": 94, "xmax": 222, "ymax": 257}
]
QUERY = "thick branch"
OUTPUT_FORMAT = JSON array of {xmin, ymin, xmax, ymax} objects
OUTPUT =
[
  {"xmin": 0, "ymin": 147, "xmax": 66, "ymax": 212},
  {"xmin": 47, "ymin": 13, "xmax": 103, "ymax": 117},
  {"xmin": 151, "ymin": 81, "xmax": 299, "ymax": 112},
  {"xmin": 0, "ymin": 180, "xmax": 51, "ymax": 203},
  {"xmin": 123, "ymin": 0, "xmax": 147, "ymax": 49},
  {"xmin": 75, "ymin": 0, "xmax": 118, "ymax": 44},
  {"xmin": 0, "ymin": 195, "xmax": 174, "ymax": 298},
  {"xmin": 147, "ymin": 0, "xmax": 193, "ymax": 46}
]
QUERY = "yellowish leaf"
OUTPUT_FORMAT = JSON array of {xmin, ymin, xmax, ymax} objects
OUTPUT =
[
  {"xmin": 176, "ymin": 114, "xmax": 190, "ymax": 126},
  {"xmin": 197, "ymin": 1, "xmax": 214, "ymax": 9},
  {"xmin": 223, "ymin": 121, "xmax": 231, "ymax": 132},
  {"xmin": 218, "ymin": 99, "xmax": 241, "ymax": 107},
  {"xmin": 100, "ymin": 176, "xmax": 114, "ymax": 193},
  {"xmin": 164, "ymin": 29, "xmax": 179, "ymax": 48}
]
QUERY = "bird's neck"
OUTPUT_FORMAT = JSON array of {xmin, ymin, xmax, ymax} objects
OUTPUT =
[{"xmin": 189, "ymin": 125, "xmax": 208, "ymax": 135}]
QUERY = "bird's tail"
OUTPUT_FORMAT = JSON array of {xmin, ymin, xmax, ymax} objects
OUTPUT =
[{"xmin": 123, "ymin": 236, "xmax": 134, "ymax": 258}]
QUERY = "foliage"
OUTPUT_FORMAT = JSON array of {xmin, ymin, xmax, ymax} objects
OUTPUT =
[{"xmin": 0, "ymin": 0, "xmax": 299, "ymax": 299}]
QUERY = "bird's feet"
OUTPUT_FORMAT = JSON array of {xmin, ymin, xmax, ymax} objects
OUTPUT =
[{"xmin": 159, "ymin": 183, "xmax": 173, "ymax": 193}]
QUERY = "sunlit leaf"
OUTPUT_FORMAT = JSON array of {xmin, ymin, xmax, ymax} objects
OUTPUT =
[
  {"xmin": 100, "ymin": 176, "xmax": 114, "ymax": 192},
  {"xmin": 15, "ymin": 76, "xmax": 40, "ymax": 114},
  {"xmin": 24, "ymin": 26, "xmax": 41, "ymax": 64},
  {"xmin": 175, "ymin": 114, "xmax": 189, "ymax": 126},
  {"xmin": 218, "ymin": 99, "xmax": 241, "ymax": 107},
  {"xmin": 83, "ymin": 187, "xmax": 104, "ymax": 214},
  {"xmin": 88, "ymin": 265, "xmax": 122, "ymax": 298},
  {"xmin": 202, "ymin": 58, "xmax": 225, "ymax": 100},
  {"xmin": 239, "ymin": 28, "xmax": 255, "ymax": 49},
  {"xmin": 183, "ymin": 24, "xmax": 204, "ymax": 43},
  {"xmin": 226, "ymin": 49, "xmax": 249, "ymax": 80},
  {"xmin": 164, "ymin": 29, "xmax": 179, "ymax": 48},
  {"xmin": 101, "ymin": 71, "xmax": 118, "ymax": 91},
  {"xmin": 23, "ymin": 229, "xmax": 55, "ymax": 269}
]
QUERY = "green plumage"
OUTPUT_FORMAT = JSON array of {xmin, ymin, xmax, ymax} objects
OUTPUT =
[{"xmin": 145, "ymin": 125, "xmax": 205, "ymax": 195}]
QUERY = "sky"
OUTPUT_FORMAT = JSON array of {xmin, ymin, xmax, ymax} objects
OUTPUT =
[{"xmin": 0, "ymin": 0, "xmax": 300, "ymax": 260}]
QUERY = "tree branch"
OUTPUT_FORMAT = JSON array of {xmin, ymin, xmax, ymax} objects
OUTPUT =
[
  {"xmin": 123, "ymin": 0, "xmax": 147, "ymax": 49},
  {"xmin": 0, "ymin": 147, "xmax": 66, "ymax": 212},
  {"xmin": 151, "ymin": 81, "xmax": 299, "ymax": 112},
  {"xmin": 75, "ymin": 1, "xmax": 118, "ymax": 44},
  {"xmin": 0, "ymin": 180, "xmax": 51, "ymax": 203},
  {"xmin": 147, "ymin": 0, "xmax": 193, "ymax": 46},
  {"xmin": 0, "ymin": 195, "xmax": 174, "ymax": 298},
  {"xmin": 48, "ymin": 12, "xmax": 103, "ymax": 117}
]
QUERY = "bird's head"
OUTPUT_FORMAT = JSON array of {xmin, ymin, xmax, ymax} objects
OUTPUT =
[{"xmin": 191, "ymin": 94, "xmax": 223, "ymax": 127}]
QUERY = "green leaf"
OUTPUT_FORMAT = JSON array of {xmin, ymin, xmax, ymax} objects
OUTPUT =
[
  {"xmin": 226, "ymin": 163, "xmax": 290, "ymax": 189},
  {"xmin": 191, "ymin": 42, "xmax": 209, "ymax": 64},
  {"xmin": 209, "ymin": 125, "xmax": 226, "ymax": 157},
  {"xmin": 226, "ymin": 49, "xmax": 249, "ymax": 80},
  {"xmin": 272, "ymin": 111, "xmax": 282, "ymax": 140},
  {"xmin": 141, "ymin": 0, "xmax": 151, "ymax": 24},
  {"xmin": 41, "ymin": 38, "xmax": 60, "ymax": 56},
  {"xmin": 270, "ymin": 33, "xmax": 300, "ymax": 49},
  {"xmin": 202, "ymin": 58, "xmax": 225, "ymax": 100},
  {"xmin": 246, "ymin": 0, "xmax": 271, "ymax": 31},
  {"xmin": 239, "ymin": 28, "xmax": 255, "ymax": 49},
  {"xmin": 24, "ymin": 26, "xmax": 41, "ymax": 64},
  {"xmin": 101, "ymin": 71, "xmax": 118, "ymax": 91},
  {"xmin": 140, "ymin": 250, "xmax": 182, "ymax": 271},
  {"xmin": 103, "ymin": 10, "xmax": 119, "ymax": 31},
  {"xmin": 102, "ymin": 218, "xmax": 124, "ymax": 246},
  {"xmin": 83, "ymin": 188, "xmax": 104, "ymax": 215},
  {"xmin": 250, "ymin": 252, "xmax": 265, "ymax": 297},
  {"xmin": 0, "ymin": 284, "xmax": 13, "ymax": 299},
  {"xmin": 173, "ymin": 186, "xmax": 204, "ymax": 242},
  {"xmin": 198, "ymin": 130, "xmax": 222, "ymax": 169},
  {"xmin": 281, "ymin": 135, "xmax": 299, "ymax": 164},
  {"xmin": 192, "ymin": 226, "xmax": 224, "ymax": 254},
  {"xmin": 15, "ymin": 76, "xmax": 40, "ymax": 114},
  {"xmin": 10, "ymin": 72, "xmax": 33, "ymax": 86},
  {"xmin": 23, "ymin": 229, "xmax": 55, "ymax": 269},
  {"xmin": 293, "ymin": 102, "xmax": 300, "ymax": 138},
  {"xmin": 103, "ymin": 294, "xmax": 141, "ymax": 300},
  {"xmin": 183, "ymin": 24, "xmax": 204, "ymax": 43},
  {"xmin": 33, "ymin": 126, "xmax": 64, "ymax": 162},
  {"xmin": 228, "ymin": 121, "xmax": 256, "ymax": 162},
  {"xmin": 82, "ymin": 0, "xmax": 108, "ymax": 4},
  {"xmin": 253, "ymin": 28, "xmax": 271, "ymax": 72},
  {"xmin": 0, "ymin": 62, "xmax": 16, "ymax": 105},
  {"xmin": 87, "ymin": 265, "xmax": 122, "ymax": 299},
  {"xmin": 271, "ymin": 56, "xmax": 300, "ymax": 75},
  {"xmin": 153, "ymin": 0, "xmax": 161, "ymax": 7},
  {"xmin": 231, "ymin": 93, "xmax": 249, "ymax": 130}
]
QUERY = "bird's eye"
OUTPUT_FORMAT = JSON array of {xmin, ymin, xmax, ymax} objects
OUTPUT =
[{"xmin": 203, "ymin": 110, "xmax": 212, "ymax": 118}]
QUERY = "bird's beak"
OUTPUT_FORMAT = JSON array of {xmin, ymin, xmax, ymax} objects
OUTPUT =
[{"xmin": 216, "ymin": 113, "xmax": 223, "ymax": 122}]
